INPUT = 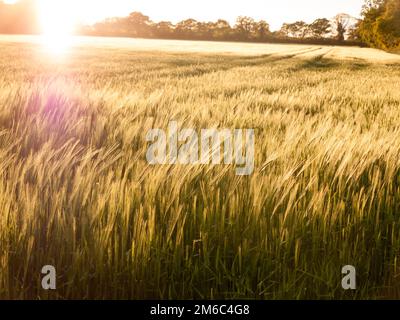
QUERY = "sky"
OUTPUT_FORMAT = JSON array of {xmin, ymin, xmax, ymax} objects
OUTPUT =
[{"xmin": 4, "ymin": 0, "xmax": 365, "ymax": 31}]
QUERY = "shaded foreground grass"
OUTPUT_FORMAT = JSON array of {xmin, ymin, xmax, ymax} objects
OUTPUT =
[{"xmin": 0, "ymin": 40, "xmax": 400, "ymax": 299}]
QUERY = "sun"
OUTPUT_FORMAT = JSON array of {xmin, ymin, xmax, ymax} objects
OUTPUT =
[{"xmin": 37, "ymin": 0, "xmax": 77, "ymax": 53}]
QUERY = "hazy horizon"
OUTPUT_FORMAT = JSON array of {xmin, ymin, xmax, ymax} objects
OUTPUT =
[{"xmin": 2, "ymin": 0, "xmax": 365, "ymax": 31}]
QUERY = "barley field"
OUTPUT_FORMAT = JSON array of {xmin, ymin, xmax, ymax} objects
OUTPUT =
[{"xmin": 1, "ymin": 35, "xmax": 400, "ymax": 299}]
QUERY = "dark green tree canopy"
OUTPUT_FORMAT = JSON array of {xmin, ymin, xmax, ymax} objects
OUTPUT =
[{"xmin": 356, "ymin": 0, "xmax": 400, "ymax": 50}]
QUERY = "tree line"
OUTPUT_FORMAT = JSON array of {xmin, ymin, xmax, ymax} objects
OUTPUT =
[
  {"xmin": 0, "ymin": 0, "xmax": 361, "ymax": 46},
  {"xmin": 79, "ymin": 12, "xmax": 361, "ymax": 46},
  {"xmin": 0, "ymin": 0, "xmax": 399, "ymax": 50}
]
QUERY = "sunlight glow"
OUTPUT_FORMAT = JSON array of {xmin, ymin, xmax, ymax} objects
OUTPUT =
[{"xmin": 37, "ymin": 0, "xmax": 76, "ymax": 54}]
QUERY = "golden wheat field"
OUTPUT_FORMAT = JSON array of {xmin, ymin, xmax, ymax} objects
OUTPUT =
[{"xmin": 0, "ymin": 35, "xmax": 400, "ymax": 299}]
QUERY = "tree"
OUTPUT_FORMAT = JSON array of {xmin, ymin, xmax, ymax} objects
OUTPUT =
[
  {"xmin": 234, "ymin": 16, "xmax": 256, "ymax": 39},
  {"xmin": 91, "ymin": 17, "xmax": 127, "ymax": 36},
  {"xmin": 255, "ymin": 20, "xmax": 271, "ymax": 40},
  {"xmin": 124, "ymin": 12, "xmax": 152, "ymax": 37},
  {"xmin": 154, "ymin": 21, "xmax": 174, "ymax": 38},
  {"xmin": 197, "ymin": 22, "xmax": 215, "ymax": 39},
  {"xmin": 309, "ymin": 18, "xmax": 331, "ymax": 38},
  {"xmin": 333, "ymin": 13, "xmax": 353, "ymax": 42},
  {"xmin": 175, "ymin": 19, "xmax": 200, "ymax": 39},
  {"xmin": 279, "ymin": 21, "xmax": 309, "ymax": 38},
  {"xmin": 356, "ymin": 1, "xmax": 385, "ymax": 46},
  {"xmin": 210, "ymin": 19, "xmax": 233, "ymax": 40},
  {"xmin": 362, "ymin": 0, "xmax": 386, "ymax": 14},
  {"xmin": 375, "ymin": 0, "xmax": 400, "ymax": 48},
  {"xmin": 347, "ymin": 19, "xmax": 362, "ymax": 41},
  {"xmin": 356, "ymin": 0, "xmax": 400, "ymax": 50},
  {"xmin": 278, "ymin": 23, "xmax": 291, "ymax": 38}
]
